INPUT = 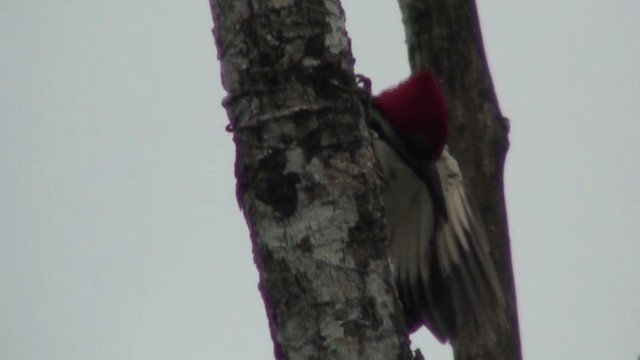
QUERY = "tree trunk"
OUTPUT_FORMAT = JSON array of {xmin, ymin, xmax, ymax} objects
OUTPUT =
[
  {"xmin": 396, "ymin": 0, "xmax": 522, "ymax": 359},
  {"xmin": 209, "ymin": 1, "xmax": 412, "ymax": 358}
]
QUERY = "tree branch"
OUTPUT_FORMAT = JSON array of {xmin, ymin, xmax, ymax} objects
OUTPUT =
[
  {"xmin": 210, "ymin": 1, "xmax": 412, "ymax": 358},
  {"xmin": 396, "ymin": 0, "xmax": 522, "ymax": 359}
]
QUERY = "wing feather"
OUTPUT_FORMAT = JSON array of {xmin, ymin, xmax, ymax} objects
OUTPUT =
[
  {"xmin": 371, "ymin": 109, "xmax": 504, "ymax": 342},
  {"xmin": 432, "ymin": 147, "xmax": 506, "ymax": 341}
]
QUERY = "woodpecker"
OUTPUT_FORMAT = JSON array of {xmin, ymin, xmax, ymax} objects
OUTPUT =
[{"xmin": 368, "ymin": 70, "xmax": 504, "ymax": 343}]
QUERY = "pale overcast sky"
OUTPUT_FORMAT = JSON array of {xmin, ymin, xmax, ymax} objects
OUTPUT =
[{"xmin": 1, "ymin": 1, "xmax": 639, "ymax": 359}]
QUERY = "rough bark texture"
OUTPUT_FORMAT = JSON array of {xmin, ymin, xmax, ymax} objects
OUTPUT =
[
  {"xmin": 396, "ymin": 0, "xmax": 522, "ymax": 359},
  {"xmin": 210, "ymin": 1, "xmax": 412, "ymax": 359}
]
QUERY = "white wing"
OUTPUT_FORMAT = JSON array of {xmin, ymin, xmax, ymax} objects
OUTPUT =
[
  {"xmin": 433, "ymin": 146, "xmax": 505, "ymax": 341},
  {"xmin": 371, "ymin": 110, "xmax": 504, "ymax": 342}
]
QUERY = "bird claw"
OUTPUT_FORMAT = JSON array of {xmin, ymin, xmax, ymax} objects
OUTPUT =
[{"xmin": 355, "ymin": 74, "xmax": 372, "ymax": 94}]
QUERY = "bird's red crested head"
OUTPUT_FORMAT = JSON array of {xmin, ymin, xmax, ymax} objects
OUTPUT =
[{"xmin": 374, "ymin": 69, "xmax": 449, "ymax": 157}]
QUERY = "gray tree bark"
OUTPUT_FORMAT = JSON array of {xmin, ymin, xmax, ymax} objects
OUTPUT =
[
  {"xmin": 396, "ymin": 0, "xmax": 522, "ymax": 359},
  {"xmin": 209, "ymin": 1, "xmax": 412, "ymax": 359}
]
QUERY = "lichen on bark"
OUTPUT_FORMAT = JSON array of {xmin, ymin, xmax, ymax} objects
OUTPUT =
[{"xmin": 210, "ymin": 0, "xmax": 412, "ymax": 358}]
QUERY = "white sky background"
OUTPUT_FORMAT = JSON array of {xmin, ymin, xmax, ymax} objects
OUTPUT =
[{"xmin": 1, "ymin": 0, "xmax": 639, "ymax": 359}]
